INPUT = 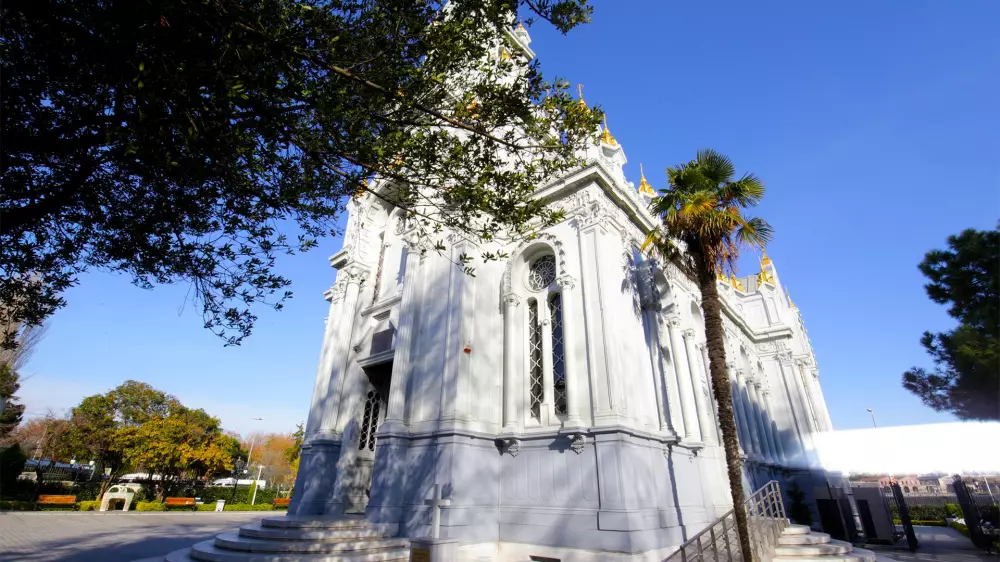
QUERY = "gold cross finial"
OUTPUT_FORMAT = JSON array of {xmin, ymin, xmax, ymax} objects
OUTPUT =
[
  {"xmin": 576, "ymin": 84, "xmax": 588, "ymax": 111},
  {"xmin": 638, "ymin": 163, "xmax": 655, "ymax": 195},
  {"xmin": 600, "ymin": 114, "xmax": 618, "ymax": 146},
  {"xmin": 761, "ymin": 248, "xmax": 772, "ymax": 266}
]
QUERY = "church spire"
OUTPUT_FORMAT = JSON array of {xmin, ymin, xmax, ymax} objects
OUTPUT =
[
  {"xmin": 599, "ymin": 114, "xmax": 618, "ymax": 146},
  {"xmin": 638, "ymin": 164, "xmax": 655, "ymax": 195},
  {"xmin": 576, "ymin": 84, "xmax": 588, "ymax": 112}
]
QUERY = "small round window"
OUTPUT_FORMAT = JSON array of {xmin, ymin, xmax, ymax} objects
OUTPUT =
[{"xmin": 527, "ymin": 255, "xmax": 556, "ymax": 291}]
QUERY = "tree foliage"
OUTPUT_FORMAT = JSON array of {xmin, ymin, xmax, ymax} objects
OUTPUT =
[
  {"xmin": 643, "ymin": 149, "xmax": 773, "ymax": 562},
  {"xmin": 1, "ymin": 0, "xmax": 598, "ymax": 347},
  {"xmin": 0, "ymin": 364, "xmax": 25, "ymax": 440},
  {"xmin": 902, "ymin": 225, "xmax": 1000, "ymax": 420}
]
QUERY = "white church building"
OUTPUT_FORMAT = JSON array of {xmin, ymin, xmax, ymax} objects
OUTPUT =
[
  {"xmin": 169, "ymin": 24, "xmax": 838, "ymax": 562},
  {"xmin": 281, "ymin": 33, "xmax": 835, "ymax": 562}
]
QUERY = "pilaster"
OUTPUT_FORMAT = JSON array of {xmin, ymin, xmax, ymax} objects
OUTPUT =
[{"xmin": 666, "ymin": 317, "xmax": 700, "ymax": 444}]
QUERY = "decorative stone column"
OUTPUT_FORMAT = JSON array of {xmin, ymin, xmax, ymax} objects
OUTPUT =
[
  {"xmin": 382, "ymin": 242, "xmax": 424, "ymax": 431},
  {"xmin": 728, "ymin": 363, "xmax": 754, "ymax": 456},
  {"xmin": 791, "ymin": 360, "xmax": 819, "ymax": 435},
  {"xmin": 683, "ymin": 329, "xmax": 714, "ymax": 445},
  {"xmin": 666, "ymin": 317, "xmax": 700, "ymax": 443},
  {"xmin": 761, "ymin": 388, "xmax": 786, "ymax": 464},
  {"xmin": 501, "ymin": 292, "xmax": 522, "ymax": 432},
  {"xmin": 557, "ymin": 274, "xmax": 585, "ymax": 428},
  {"xmin": 304, "ymin": 282, "xmax": 346, "ymax": 437},
  {"xmin": 700, "ymin": 344, "xmax": 722, "ymax": 445},
  {"xmin": 746, "ymin": 376, "xmax": 773, "ymax": 463},
  {"xmin": 735, "ymin": 368, "xmax": 762, "ymax": 460},
  {"xmin": 647, "ymin": 314, "xmax": 675, "ymax": 435},
  {"xmin": 320, "ymin": 264, "xmax": 368, "ymax": 434}
]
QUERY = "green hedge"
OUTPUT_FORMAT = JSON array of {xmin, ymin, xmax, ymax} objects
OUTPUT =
[
  {"xmin": 136, "ymin": 501, "xmax": 167, "ymax": 512},
  {"xmin": 194, "ymin": 502, "xmax": 275, "ymax": 511},
  {"xmin": 77, "ymin": 500, "xmax": 102, "ymax": 511},
  {"xmin": 950, "ymin": 521, "xmax": 969, "ymax": 537},
  {"xmin": 183, "ymin": 486, "xmax": 280, "ymax": 505},
  {"xmin": 889, "ymin": 504, "xmax": 951, "ymax": 521},
  {"xmin": 0, "ymin": 500, "xmax": 35, "ymax": 510},
  {"xmin": 911, "ymin": 520, "xmax": 947, "ymax": 527}
]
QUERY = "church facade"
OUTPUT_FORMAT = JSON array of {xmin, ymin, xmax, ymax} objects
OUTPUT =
[
  {"xmin": 286, "ymin": 25, "xmax": 834, "ymax": 562},
  {"xmin": 287, "ymin": 131, "xmax": 834, "ymax": 562}
]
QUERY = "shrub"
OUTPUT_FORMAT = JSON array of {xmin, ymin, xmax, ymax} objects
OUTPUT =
[
  {"xmin": 77, "ymin": 500, "xmax": 102, "ymax": 511},
  {"xmin": 910, "ymin": 520, "xmax": 947, "ymax": 527},
  {"xmin": 136, "ymin": 501, "xmax": 166, "ymax": 512},
  {"xmin": 945, "ymin": 503, "xmax": 962, "ymax": 517},
  {"xmin": 0, "ymin": 500, "xmax": 34, "ymax": 510},
  {"xmin": 223, "ymin": 503, "xmax": 274, "ymax": 511},
  {"xmin": 950, "ymin": 521, "xmax": 969, "ymax": 537}
]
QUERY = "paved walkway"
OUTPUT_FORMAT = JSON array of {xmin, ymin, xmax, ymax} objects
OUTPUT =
[
  {"xmin": 0, "ymin": 511, "xmax": 264, "ymax": 562},
  {"xmin": 870, "ymin": 525, "xmax": 999, "ymax": 562}
]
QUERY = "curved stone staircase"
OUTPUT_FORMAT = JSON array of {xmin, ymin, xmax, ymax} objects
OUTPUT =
[
  {"xmin": 774, "ymin": 523, "xmax": 878, "ymax": 562},
  {"xmin": 162, "ymin": 515, "xmax": 410, "ymax": 561}
]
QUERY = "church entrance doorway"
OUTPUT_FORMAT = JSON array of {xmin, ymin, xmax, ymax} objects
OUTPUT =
[{"xmin": 346, "ymin": 361, "xmax": 391, "ymax": 514}]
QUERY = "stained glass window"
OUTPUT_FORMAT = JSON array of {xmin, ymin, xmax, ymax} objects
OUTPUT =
[
  {"xmin": 528, "ymin": 299, "xmax": 543, "ymax": 421},
  {"xmin": 528, "ymin": 255, "xmax": 556, "ymax": 291},
  {"xmin": 549, "ymin": 293, "xmax": 567, "ymax": 414}
]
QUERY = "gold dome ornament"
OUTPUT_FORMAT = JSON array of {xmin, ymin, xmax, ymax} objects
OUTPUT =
[
  {"xmin": 638, "ymin": 164, "xmax": 655, "ymax": 195},
  {"xmin": 500, "ymin": 47, "xmax": 511, "ymax": 62},
  {"xmin": 760, "ymin": 248, "xmax": 772, "ymax": 266},
  {"xmin": 717, "ymin": 268, "xmax": 727, "ymax": 283},
  {"xmin": 599, "ymin": 114, "xmax": 618, "ymax": 146},
  {"xmin": 730, "ymin": 273, "xmax": 745, "ymax": 292},
  {"xmin": 756, "ymin": 269, "xmax": 774, "ymax": 286},
  {"xmin": 576, "ymin": 84, "xmax": 589, "ymax": 112},
  {"xmin": 352, "ymin": 178, "xmax": 368, "ymax": 199}
]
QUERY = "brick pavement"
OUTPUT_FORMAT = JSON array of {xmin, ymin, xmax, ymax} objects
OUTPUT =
[{"xmin": 0, "ymin": 511, "xmax": 264, "ymax": 562}]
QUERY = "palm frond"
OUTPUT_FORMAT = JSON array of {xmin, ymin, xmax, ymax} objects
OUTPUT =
[
  {"xmin": 720, "ymin": 173, "xmax": 765, "ymax": 208},
  {"xmin": 697, "ymin": 148, "xmax": 736, "ymax": 186},
  {"xmin": 735, "ymin": 216, "xmax": 773, "ymax": 249}
]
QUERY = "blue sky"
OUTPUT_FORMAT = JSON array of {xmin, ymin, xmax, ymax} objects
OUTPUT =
[{"xmin": 18, "ymin": 1, "xmax": 999, "ymax": 437}]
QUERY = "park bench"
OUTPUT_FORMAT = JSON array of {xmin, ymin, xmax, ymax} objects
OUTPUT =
[
  {"xmin": 164, "ymin": 497, "xmax": 197, "ymax": 510},
  {"xmin": 37, "ymin": 495, "xmax": 77, "ymax": 510},
  {"xmin": 273, "ymin": 498, "xmax": 291, "ymax": 508}
]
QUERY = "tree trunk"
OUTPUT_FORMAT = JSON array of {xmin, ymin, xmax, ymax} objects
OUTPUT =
[{"xmin": 696, "ymin": 258, "xmax": 754, "ymax": 562}]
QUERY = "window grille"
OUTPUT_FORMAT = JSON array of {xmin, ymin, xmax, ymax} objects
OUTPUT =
[
  {"xmin": 528, "ymin": 299, "xmax": 543, "ymax": 421},
  {"xmin": 358, "ymin": 389, "xmax": 380, "ymax": 451},
  {"xmin": 528, "ymin": 255, "xmax": 556, "ymax": 291},
  {"xmin": 549, "ymin": 293, "xmax": 567, "ymax": 414}
]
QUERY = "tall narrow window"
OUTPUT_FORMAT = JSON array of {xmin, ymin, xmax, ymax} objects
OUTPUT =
[
  {"xmin": 528, "ymin": 299, "xmax": 543, "ymax": 421},
  {"xmin": 549, "ymin": 293, "xmax": 567, "ymax": 414},
  {"xmin": 371, "ymin": 236, "xmax": 386, "ymax": 304},
  {"xmin": 358, "ymin": 389, "xmax": 381, "ymax": 451}
]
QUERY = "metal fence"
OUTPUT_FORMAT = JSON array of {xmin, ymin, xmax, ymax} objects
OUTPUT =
[{"xmin": 665, "ymin": 480, "xmax": 788, "ymax": 562}]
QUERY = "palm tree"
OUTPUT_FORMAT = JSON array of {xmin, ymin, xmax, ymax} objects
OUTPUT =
[{"xmin": 643, "ymin": 149, "xmax": 772, "ymax": 562}]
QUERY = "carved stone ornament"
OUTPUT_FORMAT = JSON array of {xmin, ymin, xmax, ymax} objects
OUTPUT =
[
  {"xmin": 682, "ymin": 328, "xmax": 696, "ymax": 339},
  {"xmin": 667, "ymin": 315, "xmax": 683, "ymax": 328},
  {"xmin": 555, "ymin": 273, "xmax": 576, "ymax": 290},
  {"xmin": 569, "ymin": 433, "xmax": 586, "ymax": 455},
  {"xmin": 501, "ymin": 232, "xmax": 567, "ymax": 295},
  {"xmin": 499, "ymin": 437, "xmax": 521, "ymax": 457},
  {"xmin": 343, "ymin": 265, "xmax": 370, "ymax": 286},
  {"xmin": 502, "ymin": 293, "xmax": 522, "ymax": 308}
]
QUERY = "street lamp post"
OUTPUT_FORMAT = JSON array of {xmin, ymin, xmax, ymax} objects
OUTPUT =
[
  {"xmin": 246, "ymin": 417, "xmax": 264, "ymax": 464},
  {"xmin": 866, "ymin": 408, "xmax": 877, "ymax": 428}
]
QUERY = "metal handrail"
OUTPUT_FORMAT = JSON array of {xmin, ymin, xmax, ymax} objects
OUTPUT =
[{"xmin": 665, "ymin": 480, "xmax": 789, "ymax": 562}]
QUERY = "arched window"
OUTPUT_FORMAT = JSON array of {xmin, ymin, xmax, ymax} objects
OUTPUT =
[
  {"xmin": 527, "ymin": 298, "xmax": 543, "ymax": 421},
  {"xmin": 522, "ymin": 251, "xmax": 567, "ymax": 424}
]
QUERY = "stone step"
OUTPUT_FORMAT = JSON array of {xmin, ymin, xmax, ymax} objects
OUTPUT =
[
  {"xmin": 773, "ymin": 554, "xmax": 868, "ymax": 562},
  {"xmin": 778, "ymin": 532, "xmax": 832, "ymax": 545},
  {"xmin": 782, "ymin": 524, "xmax": 813, "ymax": 535},
  {"xmin": 214, "ymin": 532, "xmax": 409, "ymax": 554},
  {"xmin": 774, "ymin": 538, "xmax": 853, "ymax": 557},
  {"xmin": 238, "ymin": 522, "xmax": 388, "ymax": 541},
  {"xmin": 189, "ymin": 539, "xmax": 410, "ymax": 562},
  {"xmin": 259, "ymin": 515, "xmax": 372, "ymax": 530}
]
